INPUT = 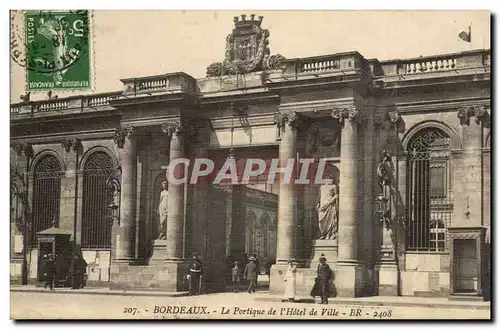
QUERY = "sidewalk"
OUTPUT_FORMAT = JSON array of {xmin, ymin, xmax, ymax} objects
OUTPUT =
[
  {"xmin": 254, "ymin": 294, "xmax": 490, "ymax": 310},
  {"xmin": 10, "ymin": 285, "xmax": 490, "ymax": 310},
  {"xmin": 10, "ymin": 285, "xmax": 188, "ymax": 298}
]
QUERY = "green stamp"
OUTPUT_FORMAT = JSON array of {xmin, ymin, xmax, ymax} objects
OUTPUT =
[{"xmin": 24, "ymin": 10, "xmax": 91, "ymax": 91}]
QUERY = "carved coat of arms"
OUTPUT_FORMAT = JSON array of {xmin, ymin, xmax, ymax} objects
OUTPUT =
[{"xmin": 206, "ymin": 14, "xmax": 286, "ymax": 77}]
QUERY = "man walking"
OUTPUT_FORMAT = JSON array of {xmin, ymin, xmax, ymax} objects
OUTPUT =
[
  {"xmin": 244, "ymin": 256, "xmax": 257, "ymax": 294},
  {"xmin": 314, "ymin": 254, "xmax": 332, "ymax": 304}
]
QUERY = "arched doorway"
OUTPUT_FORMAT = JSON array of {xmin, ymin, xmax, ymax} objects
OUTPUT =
[
  {"xmin": 81, "ymin": 151, "xmax": 120, "ymax": 249},
  {"xmin": 31, "ymin": 154, "xmax": 63, "ymax": 246},
  {"xmin": 406, "ymin": 128, "xmax": 453, "ymax": 252}
]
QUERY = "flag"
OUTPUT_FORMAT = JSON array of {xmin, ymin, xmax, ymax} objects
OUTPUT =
[{"xmin": 459, "ymin": 25, "xmax": 471, "ymax": 43}]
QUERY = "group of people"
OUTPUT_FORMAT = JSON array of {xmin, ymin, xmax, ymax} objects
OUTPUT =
[
  {"xmin": 231, "ymin": 253, "xmax": 261, "ymax": 294},
  {"xmin": 41, "ymin": 247, "xmax": 88, "ymax": 290},
  {"xmin": 186, "ymin": 251, "xmax": 333, "ymax": 304}
]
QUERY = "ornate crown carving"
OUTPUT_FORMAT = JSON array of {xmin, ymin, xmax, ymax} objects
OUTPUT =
[{"xmin": 206, "ymin": 14, "xmax": 286, "ymax": 77}]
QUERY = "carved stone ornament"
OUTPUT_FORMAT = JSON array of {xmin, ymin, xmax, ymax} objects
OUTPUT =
[
  {"xmin": 457, "ymin": 105, "xmax": 490, "ymax": 125},
  {"xmin": 113, "ymin": 126, "xmax": 135, "ymax": 149},
  {"xmin": 206, "ymin": 14, "xmax": 286, "ymax": 77},
  {"xmin": 10, "ymin": 142, "xmax": 25, "ymax": 156},
  {"xmin": 23, "ymin": 143, "xmax": 34, "ymax": 158},
  {"xmin": 331, "ymin": 106, "xmax": 360, "ymax": 125},
  {"xmin": 61, "ymin": 139, "xmax": 73, "ymax": 153},
  {"xmin": 273, "ymin": 111, "xmax": 301, "ymax": 130},
  {"xmin": 388, "ymin": 110, "xmax": 401, "ymax": 124}
]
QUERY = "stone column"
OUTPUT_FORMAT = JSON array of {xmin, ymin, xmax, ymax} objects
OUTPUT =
[
  {"xmin": 332, "ymin": 106, "xmax": 362, "ymax": 297},
  {"xmin": 162, "ymin": 121, "xmax": 186, "ymax": 260},
  {"xmin": 113, "ymin": 126, "xmax": 137, "ymax": 262},
  {"xmin": 456, "ymin": 106, "xmax": 489, "ymax": 227},
  {"xmin": 273, "ymin": 111, "xmax": 300, "ymax": 263}
]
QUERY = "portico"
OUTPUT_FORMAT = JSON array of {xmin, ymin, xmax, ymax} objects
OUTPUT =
[{"xmin": 10, "ymin": 15, "xmax": 490, "ymax": 300}]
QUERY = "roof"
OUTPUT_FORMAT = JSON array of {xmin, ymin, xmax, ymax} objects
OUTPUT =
[{"xmin": 36, "ymin": 226, "xmax": 73, "ymax": 236}]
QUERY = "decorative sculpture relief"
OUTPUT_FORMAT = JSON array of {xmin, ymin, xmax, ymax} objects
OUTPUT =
[{"xmin": 206, "ymin": 14, "xmax": 286, "ymax": 77}]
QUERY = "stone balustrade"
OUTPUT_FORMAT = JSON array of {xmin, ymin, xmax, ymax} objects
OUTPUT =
[
  {"xmin": 403, "ymin": 57, "xmax": 457, "ymax": 74},
  {"xmin": 121, "ymin": 72, "xmax": 198, "ymax": 95},
  {"xmin": 87, "ymin": 92, "xmax": 120, "ymax": 107},
  {"xmin": 281, "ymin": 52, "xmax": 368, "ymax": 76},
  {"xmin": 10, "ymin": 91, "xmax": 121, "ymax": 117},
  {"xmin": 378, "ymin": 49, "xmax": 490, "ymax": 76}
]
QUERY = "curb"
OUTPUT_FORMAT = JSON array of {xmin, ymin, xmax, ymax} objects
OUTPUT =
[
  {"xmin": 253, "ymin": 296, "xmax": 491, "ymax": 311},
  {"xmin": 10, "ymin": 288, "xmax": 189, "ymax": 298}
]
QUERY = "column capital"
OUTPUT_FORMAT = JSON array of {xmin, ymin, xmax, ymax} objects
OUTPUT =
[
  {"xmin": 273, "ymin": 111, "xmax": 301, "ymax": 129},
  {"xmin": 331, "ymin": 106, "xmax": 361, "ymax": 125},
  {"xmin": 113, "ymin": 126, "xmax": 135, "ymax": 149},
  {"xmin": 161, "ymin": 121, "xmax": 197, "ymax": 139},
  {"xmin": 457, "ymin": 104, "xmax": 490, "ymax": 125}
]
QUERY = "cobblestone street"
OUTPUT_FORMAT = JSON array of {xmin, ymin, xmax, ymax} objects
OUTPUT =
[{"xmin": 10, "ymin": 291, "xmax": 490, "ymax": 320}]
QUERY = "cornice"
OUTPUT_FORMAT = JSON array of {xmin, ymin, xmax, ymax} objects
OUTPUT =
[
  {"xmin": 10, "ymin": 129, "xmax": 117, "ymax": 144},
  {"xmin": 279, "ymin": 98, "xmax": 354, "ymax": 114},
  {"xmin": 394, "ymin": 97, "xmax": 490, "ymax": 114}
]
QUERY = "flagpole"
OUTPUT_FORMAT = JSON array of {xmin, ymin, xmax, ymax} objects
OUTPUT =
[{"xmin": 469, "ymin": 24, "xmax": 473, "ymax": 51}]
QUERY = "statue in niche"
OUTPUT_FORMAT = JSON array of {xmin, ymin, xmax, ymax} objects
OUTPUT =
[
  {"xmin": 157, "ymin": 181, "xmax": 168, "ymax": 240},
  {"xmin": 316, "ymin": 176, "xmax": 339, "ymax": 240}
]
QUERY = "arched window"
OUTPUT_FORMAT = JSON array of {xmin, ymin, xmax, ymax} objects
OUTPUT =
[
  {"xmin": 31, "ymin": 155, "xmax": 62, "ymax": 246},
  {"xmin": 406, "ymin": 128, "xmax": 453, "ymax": 251},
  {"xmin": 82, "ymin": 151, "xmax": 120, "ymax": 249}
]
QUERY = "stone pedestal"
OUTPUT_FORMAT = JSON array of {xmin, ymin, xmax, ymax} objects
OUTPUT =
[
  {"xmin": 374, "ymin": 263, "xmax": 399, "ymax": 296},
  {"xmin": 149, "ymin": 239, "xmax": 167, "ymax": 262},
  {"xmin": 335, "ymin": 261, "xmax": 364, "ymax": 297},
  {"xmin": 311, "ymin": 239, "xmax": 338, "ymax": 267},
  {"xmin": 110, "ymin": 260, "xmax": 189, "ymax": 291}
]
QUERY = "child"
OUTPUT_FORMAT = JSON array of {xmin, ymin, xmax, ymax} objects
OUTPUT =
[{"xmin": 231, "ymin": 261, "xmax": 240, "ymax": 293}]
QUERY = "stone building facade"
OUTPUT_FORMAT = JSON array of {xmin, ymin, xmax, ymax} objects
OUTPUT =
[{"xmin": 10, "ymin": 15, "xmax": 490, "ymax": 299}]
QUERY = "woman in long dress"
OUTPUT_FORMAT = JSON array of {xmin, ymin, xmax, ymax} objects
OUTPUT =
[{"xmin": 284, "ymin": 259, "xmax": 297, "ymax": 302}]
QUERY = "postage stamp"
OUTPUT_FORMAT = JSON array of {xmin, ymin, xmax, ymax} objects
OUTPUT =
[{"xmin": 22, "ymin": 10, "xmax": 92, "ymax": 91}]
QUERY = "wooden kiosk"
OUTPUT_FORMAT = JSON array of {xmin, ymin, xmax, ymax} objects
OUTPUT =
[{"xmin": 36, "ymin": 226, "xmax": 73, "ymax": 287}]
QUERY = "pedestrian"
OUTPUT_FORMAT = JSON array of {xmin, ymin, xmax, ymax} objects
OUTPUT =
[
  {"xmin": 231, "ymin": 261, "xmax": 241, "ymax": 293},
  {"xmin": 252, "ymin": 253, "xmax": 260, "ymax": 288},
  {"xmin": 187, "ymin": 253, "xmax": 203, "ymax": 295},
  {"xmin": 244, "ymin": 256, "xmax": 257, "ymax": 294},
  {"xmin": 310, "ymin": 254, "xmax": 332, "ymax": 304},
  {"xmin": 284, "ymin": 259, "xmax": 297, "ymax": 302},
  {"xmin": 44, "ymin": 254, "xmax": 56, "ymax": 290},
  {"xmin": 70, "ymin": 252, "xmax": 80, "ymax": 289}
]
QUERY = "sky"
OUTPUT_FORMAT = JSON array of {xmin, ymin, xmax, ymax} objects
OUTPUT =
[{"xmin": 10, "ymin": 10, "xmax": 491, "ymax": 101}]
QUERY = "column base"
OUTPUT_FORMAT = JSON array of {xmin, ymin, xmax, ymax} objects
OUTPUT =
[
  {"xmin": 335, "ymin": 261, "xmax": 365, "ymax": 298},
  {"xmin": 374, "ymin": 263, "xmax": 399, "ymax": 296}
]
